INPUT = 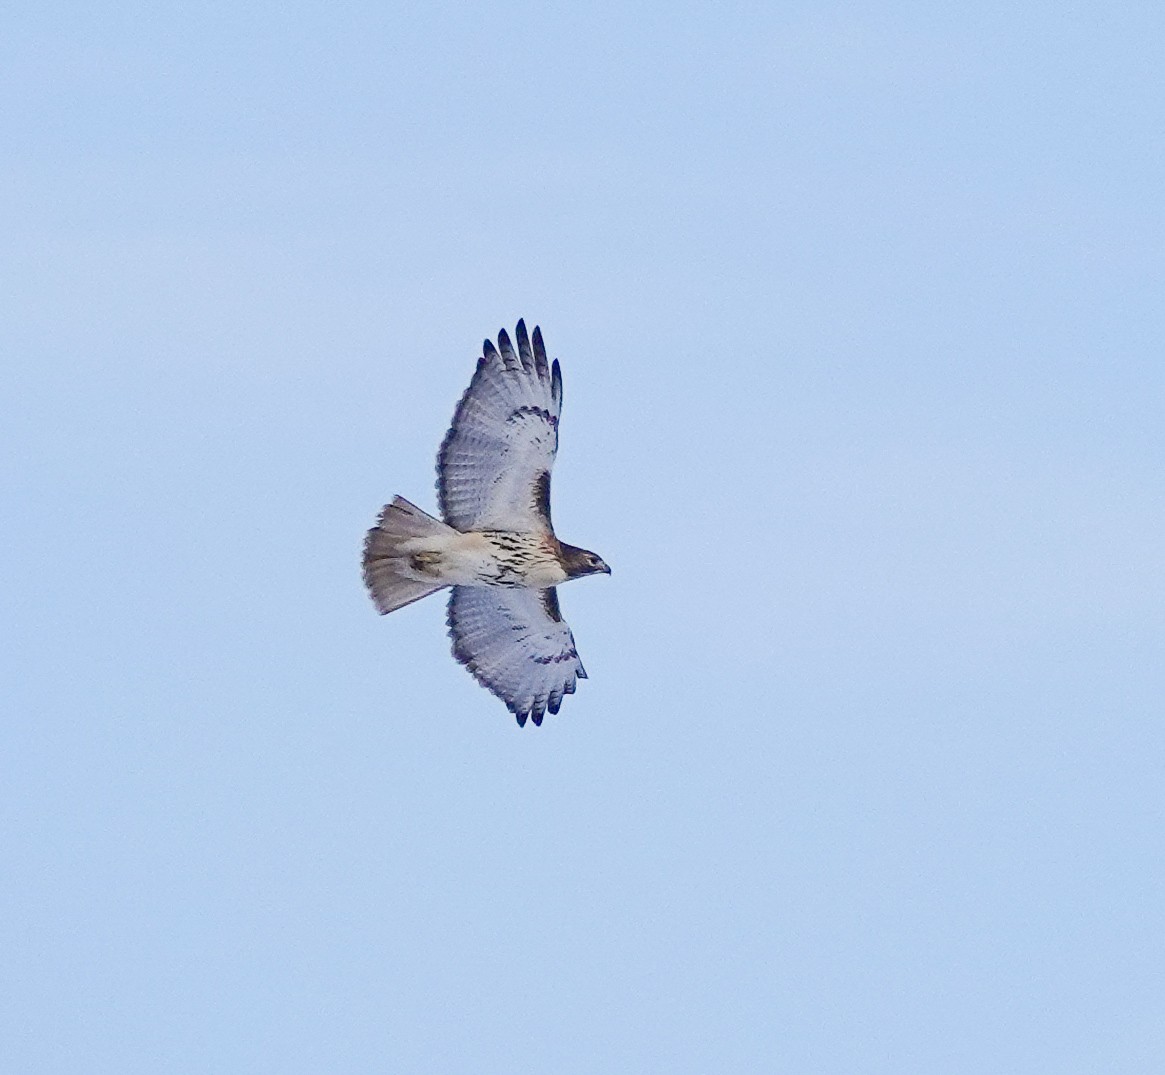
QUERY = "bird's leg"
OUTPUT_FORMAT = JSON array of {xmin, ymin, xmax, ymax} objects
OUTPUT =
[{"xmin": 408, "ymin": 551, "xmax": 444, "ymax": 578}]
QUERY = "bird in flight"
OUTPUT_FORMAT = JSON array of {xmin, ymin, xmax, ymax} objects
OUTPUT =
[{"xmin": 362, "ymin": 321, "xmax": 610, "ymax": 727}]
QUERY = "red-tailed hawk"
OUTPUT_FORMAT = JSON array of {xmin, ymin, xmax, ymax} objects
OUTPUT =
[{"xmin": 362, "ymin": 321, "xmax": 610, "ymax": 726}]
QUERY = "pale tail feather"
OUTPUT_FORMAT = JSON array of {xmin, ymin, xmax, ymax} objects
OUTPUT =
[{"xmin": 362, "ymin": 496, "xmax": 453, "ymax": 614}]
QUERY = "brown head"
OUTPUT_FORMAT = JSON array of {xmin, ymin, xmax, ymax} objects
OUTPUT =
[{"xmin": 559, "ymin": 542, "xmax": 612, "ymax": 580}]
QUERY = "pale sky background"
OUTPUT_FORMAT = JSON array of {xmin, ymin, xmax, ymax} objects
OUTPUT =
[{"xmin": 3, "ymin": 3, "xmax": 1163, "ymax": 1072}]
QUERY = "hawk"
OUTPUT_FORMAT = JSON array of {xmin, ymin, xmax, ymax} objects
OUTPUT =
[{"xmin": 362, "ymin": 321, "xmax": 610, "ymax": 726}]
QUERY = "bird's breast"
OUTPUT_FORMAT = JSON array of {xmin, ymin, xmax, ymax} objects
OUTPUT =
[
  {"xmin": 399, "ymin": 529, "xmax": 567, "ymax": 588},
  {"xmin": 477, "ymin": 531, "xmax": 568, "ymax": 588}
]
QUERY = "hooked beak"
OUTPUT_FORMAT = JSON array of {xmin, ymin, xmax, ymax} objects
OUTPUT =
[{"xmin": 598, "ymin": 559, "xmax": 612, "ymax": 575}]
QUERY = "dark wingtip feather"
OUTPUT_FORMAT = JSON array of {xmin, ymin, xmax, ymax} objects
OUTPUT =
[
  {"xmin": 551, "ymin": 358, "xmax": 562, "ymax": 406},
  {"xmin": 514, "ymin": 710, "xmax": 528, "ymax": 728},
  {"xmin": 483, "ymin": 338, "xmax": 499, "ymax": 361},
  {"xmin": 497, "ymin": 328, "xmax": 524, "ymax": 372},
  {"xmin": 524, "ymin": 320, "xmax": 548, "ymax": 379},
  {"xmin": 516, "ymin": 320, "xmax": 537, "ymax": 377}
]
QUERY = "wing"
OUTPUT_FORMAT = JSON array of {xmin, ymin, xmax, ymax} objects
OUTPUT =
[
  {"xmin": 437, "ymin": 320, "xmax": 563, "ymax": 534},
  {"xmin": 447, "ymin": 585, "xmax": 587, "ymax": 727}
]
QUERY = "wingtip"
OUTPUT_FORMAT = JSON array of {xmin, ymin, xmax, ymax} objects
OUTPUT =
[
  {"xmin": 503, "ymin": 325, "xmax": 533, "ymax": 372},
  {"xmin": 522, "ymin": 320, "xmax": 547, "ymax": 379}
]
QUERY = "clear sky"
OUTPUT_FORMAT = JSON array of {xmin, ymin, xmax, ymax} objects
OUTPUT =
[{"xmin": 3, "ymin": 3, "xmax": 1163, "ymax": 1072}]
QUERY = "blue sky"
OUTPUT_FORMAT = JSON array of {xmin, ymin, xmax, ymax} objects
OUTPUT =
[{"xmin": 3, "ymin": 3, "xmax": 1163, "ymax": 1072}]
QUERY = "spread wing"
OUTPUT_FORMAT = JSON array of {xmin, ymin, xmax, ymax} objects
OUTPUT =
[
  {"xmin": 437, "ymin": 320, "xmax": 563, "ymax": 534},
  {"xmin": 447, "ymin": 585, "xmax": 586, "ymax": 727}
]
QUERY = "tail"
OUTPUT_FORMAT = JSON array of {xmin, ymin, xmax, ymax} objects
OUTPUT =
[{"xmin": 362, "ymin": 496, "xmax": 455, "ymax": 614}]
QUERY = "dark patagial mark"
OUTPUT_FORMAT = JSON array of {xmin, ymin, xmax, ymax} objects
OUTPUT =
[
  {"xmin": 533, "ymin": 470, "xmax": 552, "ymax": 528},
  {"xmin": 539, "ymin": 586, "xmax": 563, "ymax": 623}
]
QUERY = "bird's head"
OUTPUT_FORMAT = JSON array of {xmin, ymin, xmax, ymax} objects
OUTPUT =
[{"xmin": 561, "ymin": 543, "xmax": 611, "ymax": 579}]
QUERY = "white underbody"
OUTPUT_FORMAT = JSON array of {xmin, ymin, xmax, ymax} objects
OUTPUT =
[{"xmin": 396, "ymin": 529, "xmax": 568, "ymax": 589}]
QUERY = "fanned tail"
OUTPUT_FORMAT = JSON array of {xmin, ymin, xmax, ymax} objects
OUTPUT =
[{"xmin": 362, "ymin": 496, "xmax": 453, "ymax": 614}]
